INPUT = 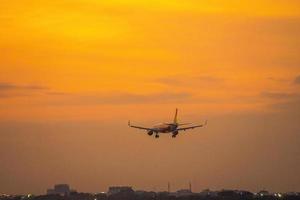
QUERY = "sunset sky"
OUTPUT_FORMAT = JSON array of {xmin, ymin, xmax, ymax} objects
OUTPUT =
[{"xmin": 1, "ymin": 0, "xmax": 300, "ymax": 195}]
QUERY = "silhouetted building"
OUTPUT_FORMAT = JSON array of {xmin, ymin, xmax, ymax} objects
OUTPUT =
[
  {"xmin": 107, "ymin": 186, "xmax": 134, "ymax": 196},
  {"xmin": 218, "ymin": 190, "xmax": 241, "ymax": 199},
  {"xmin": 199, "ymin": 189, "xmax": 217, "ymax": 197},
  {"xmin": 175, "ymin": 189, "xmax": 192, "ymax": 197},
  {"xmin": 2, "ymin": 188, "xmax": 300, "ymax": 200},
  {"xmin": 47, "ymin": 184, "xmax": 71, "ymax": 196},
  {"xmin": 135, "ymin": 190, "xmax": 156, "ymax": 200}
]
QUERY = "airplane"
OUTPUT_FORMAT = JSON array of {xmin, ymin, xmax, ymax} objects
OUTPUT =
[{"xmin": 128, "ymin": 108, "xmax": 207, "ymax": 138}]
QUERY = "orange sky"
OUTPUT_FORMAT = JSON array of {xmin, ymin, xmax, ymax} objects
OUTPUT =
[{"xmin": 0, "ymin": 0, "xmax": 300, "ymax": 195}]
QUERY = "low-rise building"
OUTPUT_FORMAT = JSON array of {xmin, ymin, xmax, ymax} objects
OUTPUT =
[
  {"xmin": 46, "ymin": 184, "xmax": 72, "ymax": 196},
  {"xmin": 107, "ymin": 186, "xmax": 134, "ymax": 196}
]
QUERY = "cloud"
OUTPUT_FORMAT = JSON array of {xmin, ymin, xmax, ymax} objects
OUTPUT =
[
  {"xmin": 0, "ymin": 82, "xmax": 48, "ymax": 91},
  {"xmin": 0, "ymin": 83, "xmax": 18, "ymax": 90},
  {"xmin": 294, "ymin": 75, "xmax": 300, "ymax": 84},
  {"xmin": 261, "ymin": 91, "xmax": 300, "ymax": 116},
  {"xmin": 197, "ymin": 75, "xmax": 222, "ymax": 82},
  {"xmin": 270, "ymin": 96, "xmax": 300, "ymax": 116},
  {"xmin": 156, "ymin": 75, "xmax": 223, "ymax": 87},
  {"xmin": 0, "ymin": 82, "xmax": 49, "ymax": 98},
  {"xmin": 46, "ymin": 92, "xmax": 193, "ymax": 106},
  {"xmin": 80, "ymin": 92, "xmax": 192, "ymax": 104},
  {"xmin": 267, "ymin": 77, "xmax": 288, "ymax": 82},
  {"xmin": 261, "ymin": 91, "xmax": 298, "ymax": 99},
  {"xmin": 157, "ymin": 77, "xmax": 181, "ymax": 85},
  {"xmin": 45, "ymin": 92, "xmax": 71, "ymax": 96}
]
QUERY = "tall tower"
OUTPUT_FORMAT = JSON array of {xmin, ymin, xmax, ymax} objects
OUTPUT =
[
  {"xmin": 189, "ymin": 181, "xmax": 192, "ymax": 192},
  {"xmin": 168, "ymin": 182, "xmax": 170, "ymax": 193}
]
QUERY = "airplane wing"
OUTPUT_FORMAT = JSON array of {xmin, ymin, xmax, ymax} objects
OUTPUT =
[
  {"xmin": 177, "ymin": 123, "xmax": 192, "ymax": 126},
  {"xmin": 128, "ymin": 121, "xmax": 156, "ymax": 131},
  {"xmin": 176, "ymin": 120, "xmax": 207, "ymax": 131}
]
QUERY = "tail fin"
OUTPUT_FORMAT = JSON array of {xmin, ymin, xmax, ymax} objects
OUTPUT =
[{"xmin": 173, "ymin": 108, "xmax": 178, "ymax": 124}]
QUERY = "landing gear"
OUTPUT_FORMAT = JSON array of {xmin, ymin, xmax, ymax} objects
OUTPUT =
[
  {"xmin": 155, "ymin": 134, "xmax": 159, "ymax": 138},
  {"xmin": 172, "ymin": 131, "xmax": 178, "ymax": 138}
]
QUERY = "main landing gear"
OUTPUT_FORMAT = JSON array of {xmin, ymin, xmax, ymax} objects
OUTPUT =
[
  {"xmin": 155, "ymin": 134, "xmax": 159, "ymax": 138},
  {"xmin": 172, "ymin": 131, "xmax": 179, "ymax": 138}
]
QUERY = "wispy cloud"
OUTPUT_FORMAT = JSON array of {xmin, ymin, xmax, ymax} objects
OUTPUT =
[
  {"xmin": 261, "ymin": 91, "xmax": 298, "ymax": 99},
  {"xmin": 270, "ymin": 96, "xmax": 300, "ymax": 116},
  {"xmin": 156, "ymin": 75, "xmax": 223, "ymax": 87},
  {"xmin": 0, "ymin": 82, "xmax": 192, "ymax": 104},
  {"xmin": 0, "ymin": 83, "xmax": 48, "ymax": 91},
  {"xmin": 267, "ymin": 77, "xmax": 288, "ymax": 82},
  {"xmin": 0, "ymin": 82, "xmax": 49, "ymax": 98},
  {"xmin": 63, "ymin": 92, "xmax": 192, "ymax": 105},
  {"xmin": 45, "ymin": 92, "xmax": 71, "ymax": 96},
  {"xmin": 294, "ymin": 75, "xmax": 300, "ymax": 85}
]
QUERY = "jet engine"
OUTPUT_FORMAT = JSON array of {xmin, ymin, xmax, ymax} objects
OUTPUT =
[{"xmin": 147, "ymin": 130, "xmax": 154, "ymax": 136}]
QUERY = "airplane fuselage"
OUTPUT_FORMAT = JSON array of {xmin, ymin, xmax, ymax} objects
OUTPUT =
[{"xmin": 152, "ymin": 123, "xmax": 178, "ymax": 133}]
